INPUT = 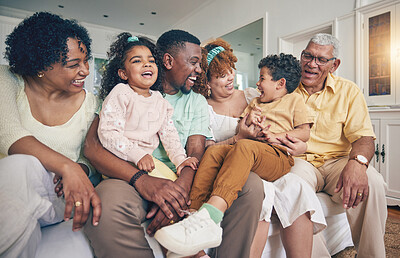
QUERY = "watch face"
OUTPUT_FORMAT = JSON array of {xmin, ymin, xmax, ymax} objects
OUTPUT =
[{"xmin": 357, "ymin": 155, "xmax": 368, "ymax": 163}]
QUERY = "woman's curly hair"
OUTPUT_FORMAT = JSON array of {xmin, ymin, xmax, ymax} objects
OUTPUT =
[
  {"xmin": 258, "ymin": 53, "xmax": 301, "ymax": 93},
  {"xmin": 192, "ymin": 39, "xmax": 237, "ymax": 98},
  {"xmin": 99, "ymin": 33, "xmax": 162, "ymax": 100},
  {"xmin": 5, "ymin": 11, "xmax": 91, "ymax": 77}
]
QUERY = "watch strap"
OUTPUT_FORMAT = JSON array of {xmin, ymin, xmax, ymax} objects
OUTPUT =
[{"xmin": 351, "ymin": 155, "xmax": 369, "ymax": 167}]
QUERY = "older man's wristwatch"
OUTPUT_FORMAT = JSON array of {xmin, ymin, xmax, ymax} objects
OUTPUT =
[{"xmin": 351, "ymin": 154, "xmax": 369, "ymax": 167}]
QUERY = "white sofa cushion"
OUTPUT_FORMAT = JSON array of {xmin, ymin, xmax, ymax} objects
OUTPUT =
[{"xmin": 35, "ymin": 220, "xmax": 93, "ymax": 258}]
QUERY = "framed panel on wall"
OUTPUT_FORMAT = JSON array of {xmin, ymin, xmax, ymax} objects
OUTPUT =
[
  {"xmin": 92, "ymin": 55, "xmax": 107, "ymax": 95},
  {"xmin": 86, "ymin": 54, "xmax": 107, "ymax": 95}
]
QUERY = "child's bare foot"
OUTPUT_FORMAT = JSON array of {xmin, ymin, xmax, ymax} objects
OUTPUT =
[
  {"xmin": 194, "ymin": 250, "xmax": 210, "ymax": 258},
  {"xmin": 166, "ymin": 249, "xmax": 209, "ymax": 258}
]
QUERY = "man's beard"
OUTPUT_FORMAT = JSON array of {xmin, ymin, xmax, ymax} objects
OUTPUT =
[{"xmin": 180, "ymin": 82, "xmax": 192, "ymax": 94}]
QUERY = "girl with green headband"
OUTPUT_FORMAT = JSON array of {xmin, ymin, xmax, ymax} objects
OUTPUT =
[{"xmin": 97, "ymin": 32, "xmax": 199, "ymax": 186}]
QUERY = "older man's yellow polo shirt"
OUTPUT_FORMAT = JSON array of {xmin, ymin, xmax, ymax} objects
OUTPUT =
[{"xmin": 294, "ymin": 73, "xmax": 375, "ymax": 167}]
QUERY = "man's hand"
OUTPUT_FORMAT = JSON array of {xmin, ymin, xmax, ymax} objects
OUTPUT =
[
  {"xmin": 335, "ymin": 160, "xmax": 369, "ymax": 209},
  {"xmin": 145, "ymin": 166, "xmax": 194, "ymax": 235},
  {"xmin": 135, "ymin": 175, "xmax": 189, "ymax": 219},
  {"xmin": 145, "ymin": 203, "xmax": 181, "ymax": 236},
  {"xmin": 336, "ymin": 136, "xmax": 374, "ymax": 209}
]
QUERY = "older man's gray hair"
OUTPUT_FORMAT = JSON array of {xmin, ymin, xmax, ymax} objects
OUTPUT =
[{"xmin": 309, "ymin": 33, "xmax": 340, "ymax": 58}]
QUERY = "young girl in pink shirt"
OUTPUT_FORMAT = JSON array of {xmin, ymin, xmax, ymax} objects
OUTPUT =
[{"xmin": 97, "ymin": 33, "xmax": 198, "ymax": 179}]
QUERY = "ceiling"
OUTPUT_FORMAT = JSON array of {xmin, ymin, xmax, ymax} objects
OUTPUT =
[{"xmin": 0, "ymin": 0, "xmax": 211, "ymax": 37}]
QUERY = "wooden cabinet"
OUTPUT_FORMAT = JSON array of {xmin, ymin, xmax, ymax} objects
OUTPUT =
[
  {"xmin": 360, "ymin": 2, "xmax": 400, "ymax": 106},
  {"xmin": 370, "ymin": 110, "xmax": 400, "ymax": 206}
]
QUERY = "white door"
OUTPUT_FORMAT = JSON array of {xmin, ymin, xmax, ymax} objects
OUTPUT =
[{"xmin": 370, "ymin": 119, "xmax": 380, "ymax": 171}]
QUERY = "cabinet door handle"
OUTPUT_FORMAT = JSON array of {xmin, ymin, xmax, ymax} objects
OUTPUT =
[
  {"xmin": 381, "ymin": 144, "xmax": 385, "ymax": 163},
  {"xmin": 375, "ymin": 143, "xmax": 380, "ymax": 163}
]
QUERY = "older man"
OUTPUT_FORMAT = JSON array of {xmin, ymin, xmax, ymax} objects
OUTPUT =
[
  {"xmin": 83, "ymin": 30, "xmax": 264, "ymax": 258},
  {"xmin": 291, "ymin": 33, "xmax": 387, "ymax": 258}
]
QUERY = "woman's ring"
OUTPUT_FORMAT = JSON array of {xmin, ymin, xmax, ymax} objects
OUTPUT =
[
  {"xmin": 357, "ymin": 192, "xmax": 363, "ymax": 197},
  {"xmin": 170, "ymin": 220, "xmax": 174, "ymax": 224},
  {"xmin": 75, "ymin": 201, "xmax": 82, "ymax": 207}
]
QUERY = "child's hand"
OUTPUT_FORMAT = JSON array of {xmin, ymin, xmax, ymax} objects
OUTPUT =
[
  {"xmin": 257, "ymin": 125, "xmax": 279, "ymax": 144},
  {"xmin": 138, "ymin": 154, "xmax": 155, "ymax": 172},
  {"xmin": 176, "ymin": 157, "xmax": 199, "ymax": 175},
  {"xmin": 246, "ymin": 106, "xmax": 262, "ymax": 126}
]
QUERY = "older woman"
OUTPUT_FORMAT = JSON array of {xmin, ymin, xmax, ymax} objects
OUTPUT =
[
  {"xmin": 192, "ymin": 39, "xmax": 326, "ymax": 258},
  {"xmin": 0, "ymin": 12, "xmax": 101, "ymax": 257}
]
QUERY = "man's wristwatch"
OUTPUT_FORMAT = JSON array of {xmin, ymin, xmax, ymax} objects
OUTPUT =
[{"xmin": 350, "ymin": 154, "xmax": 369, "ymax": 167}]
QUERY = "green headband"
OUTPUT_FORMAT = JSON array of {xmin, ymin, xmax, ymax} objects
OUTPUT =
[
  {"xmin": 207, "ymin": 46, "xmax": 225, "ymax": 65},
  {"xmin": 127, "ymin": 36, "xmax": 139, "ymax": 42}
]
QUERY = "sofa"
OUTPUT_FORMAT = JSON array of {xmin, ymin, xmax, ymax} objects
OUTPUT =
[{"xmin": 35, "ymin": 192, "xmax": 353, "ymax": 258}]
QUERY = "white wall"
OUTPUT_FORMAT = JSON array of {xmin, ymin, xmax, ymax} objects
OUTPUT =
[
  {"xmin": 0, "ymin": 1, "xmax": 382, "ymax": 88},
  {"xmin": 252, "ymin": 51, "xmax": 263, "ymax": 87},
  {"xmin": 0, "ymin": 7, "xmax": 157, "ymax": 52},
  {"xmin": 227, "ymin": 50, "xmax": 262, "ymax": 89},
  {"xmin": 0, "ymin": 15, "xmax": 20, "ymax": 65},
  {"xmin": 175, "ymin": 0, "xmax": 396, "ymax": 85},
  {"xmin": 336, "ymin": 14, "xmax": 356, "ymax": 81},
  {"xmin": 0, "ymin": 8, "xmax": 156, "ymax": 93},
  {"xmin": 174, "ymin": 0, "xmax": 361, "ymax": 82},
  {"xmin": 81, "ymin": 22, "xmax": 156, "ymax": 93},
  {"xmin": 175, "ymin": 0, "xmax": 356, "ymax": 54}
]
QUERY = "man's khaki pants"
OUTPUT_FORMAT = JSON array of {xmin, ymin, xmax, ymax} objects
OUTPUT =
[{"xmin": 291, "ymin": 157, "xmax": 387, "ymax": 258}]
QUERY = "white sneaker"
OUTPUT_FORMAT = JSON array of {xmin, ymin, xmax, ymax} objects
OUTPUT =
[{"xmin": 154, "ymin": 208, "xmax": 222, "ymax": 256}]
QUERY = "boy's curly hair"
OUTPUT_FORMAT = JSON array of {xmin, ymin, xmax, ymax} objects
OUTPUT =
[
  {"xmin": 5, "ymin": 11, "xmax": 91, "ymax": 76},
  {"xmin": 258, "ymin": 53, "xmax": 301, "ymax": 93},
  {"xmin": 192, "ymin": 39, "xmax": 237, "ymax": 98},
  {"xmin": 99, "ymin": 33, "xmax": 162, "ymax": 100}
]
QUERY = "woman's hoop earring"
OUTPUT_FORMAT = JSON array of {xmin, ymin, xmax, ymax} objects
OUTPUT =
[
  {"xmin": 207, "ymin": 89, "xmax": 211, "ymax": 97},
  {"xmin": 37, "ymin": 72, "xmax": 44, "ymax": 78}
]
